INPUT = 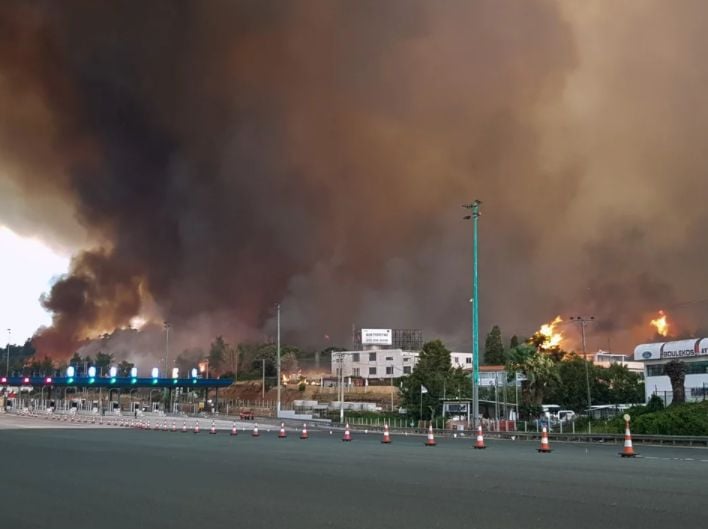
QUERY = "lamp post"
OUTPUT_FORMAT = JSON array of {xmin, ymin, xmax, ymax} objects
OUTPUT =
[
  {"xmin": 569, "ymin": 316, "xmax": 595, "ymax": 416},
  {"xmin": 163, "ymin": 322, "xmax": 170, "ymax": 377},
  {"xmin": 463, "ymin": 200, "xmax": 482, "ymax": 427},
  {"xmin": 6, "ymin": 328, "xmax": 11, "ymax": 377},
  {"xmin": 276, "ymin": 303, "xmax": 281, "ymax": 419}
]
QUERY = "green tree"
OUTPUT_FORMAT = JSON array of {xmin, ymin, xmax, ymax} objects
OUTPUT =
[
  {"xmin": 484, "ymin": 325, "xmax": 505, "ymax": 365},
  {"xmin": 208, "ymin": 336, "xmax": 228, "ymax": 375},
  {"xmin": 399, "ymin": 340, "xmax": 456, "ymax": 420},
  {"xmin": 507, "ymin": 343, "xmax": 560, "ymax": 416},
  {"xmin": 117, "ymin": 360, "xmax": 135, "ymax": 377},
  {"xmin": 39, "ymin": 356, "xmax": 54, "ymax": 376},
  {"xmin": 94, "ymin": 352, "xmax": 113, "ymax": 374},
  {"xmin": 510, "ymin": 335, "xmax": 520, "ymax": 349},
  {"xmin": 664, "ymin": 360, "xmax": 686, "ymax": 404}
]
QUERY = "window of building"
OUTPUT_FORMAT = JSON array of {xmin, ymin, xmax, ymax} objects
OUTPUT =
[
  {"xmin": 385, "ymin": 356, "xmax": 393, "ymax": 361},
  {"xmin": 403, "ymin": 366, "xmax": 411, "ymax": 374},
  {"xmin": 386, "ymin": 366, "xmax": 393, "ymax": 375},
  {"xmin": 352, "ymin": 368, "xmax": 360, "ymax": 376},
  {"xmin": 369, "ymin": 367, "xmax": 377, "ymax": 375},
  {"xmin": 369, "ymin": 352, "xmax": 377, "ymax": 362},
  {"xmin": 648, "ymin": 361, "xmax": 708, "ymax": 377},
  {"xmin": 466, "ymin": 357, "xmax": 472, "ymax": 364},
  {"xmin": 352, "ymin": 353, "xmax": 360, "ymax": 362},
  {"xmin": 404, "ymin": 357, "xmax": 410, "ymax": 362}
]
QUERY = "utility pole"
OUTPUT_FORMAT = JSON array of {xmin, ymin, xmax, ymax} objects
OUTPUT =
[
  {"xmin": 570, "ymin": 316, "xmax": 595, "ymax": 416},
  {"xmin": 463, "ymin": 200, "xmax": 482, "ymax": 427},
  {"xmin": 276, "ymin": 303, "xmax": 281, "ymax": 418},
  {"xmin": 261, "ymin": 358, "xmax": 265, "ymax": 400}
]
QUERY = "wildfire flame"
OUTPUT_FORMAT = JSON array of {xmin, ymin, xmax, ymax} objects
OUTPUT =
[
  {"xmin": 650, "ymin": 310, "xmax": 669, "ymax": 337},
  {"xmin": 538, "ymin": 316, "xmax": 564, "ymax": 349}
]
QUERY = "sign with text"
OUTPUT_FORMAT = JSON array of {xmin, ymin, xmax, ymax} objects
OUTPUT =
[{"xmin": 361, "ymin": 328, "xmax": 392, "ymax": 345}]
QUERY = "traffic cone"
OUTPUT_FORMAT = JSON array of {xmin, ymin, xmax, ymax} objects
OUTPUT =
[
  {"xmin": 172, "ymin": 421, "xmax": 177, "ymax": 432},
  {"xmin": 252, "ymin": 423, "xmax": 260, "ymax": 437},
  {"xmin": 381, "ymin": 423, "xmax": 391, "ymax": 444},
  {"xmin": 147, "ymin": 419, "xmax": 151, "ymax": 430},
  {"xmin": 162, "ymin": 420, "xmax": 168, "ymax": 431},
  {"xmin": 537, "ymin": 426, "xmax": 552, "ymax": 453},
  {"xmin": 194, "ymin": 420, "xmax": 200, "ymax": 434},
  {"xmin": 619, "ymin": 420, "xmax": 637, "ymax": 458},
  {"xmin": 210, "ymin": 420, "xmax": 217, "ymax": 435},
  {"xmin": 425, "ymin": 424, "xmax": 437, "ymax": 446},
  {"xmin": 300, "ymin": 423, "xmax": 309, "ymax": 440},
  {"xmin": 182, "ymin": 420, "xmax": 187, "ymax": 433},
  {"xmin": 342, "ymin": 423, "xmax": 352, "ymax": 442},
  {"xmin": 230, "ymin": 422, "xmax": 238, "ymax": 436},
  {"xmin": 278, "ymin": 422, "xmax": 287, "ymax": 438},
  {"xmin": 474, "ymin": 425, "xmax": 486, "ymax": 449}
]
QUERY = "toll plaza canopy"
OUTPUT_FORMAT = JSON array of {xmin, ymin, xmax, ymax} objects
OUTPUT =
[{"xmin": 0, "ymin": 376, "xmax": 233, "ymax": 389}]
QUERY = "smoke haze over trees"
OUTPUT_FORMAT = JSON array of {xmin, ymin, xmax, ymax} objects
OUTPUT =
[{"xmin": 2, "ymin": 1, "xmax": 708, "ymax": 360}]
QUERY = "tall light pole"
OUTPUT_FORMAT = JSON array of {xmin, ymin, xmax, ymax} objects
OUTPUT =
[
  {"xmin": 463, "ymin": 200, "xmax": 482, "ymax": 427},
  {"xmin": 569, "ymin": 316, "xmax": 595, "ymax": 415},
  {"xmin": 163, "ymin": 322, "xmax": 170, "ymax": 377},
  {"xmin": 5, "ymin": 328, "xmax": 10, "ymax": 377},
  {"xmin": 276, "ymin": 303, "xmax": 281, "ymax": 418}
]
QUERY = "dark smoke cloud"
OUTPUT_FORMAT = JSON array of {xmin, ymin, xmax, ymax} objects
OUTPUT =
[{"xmin": 1, "ymin": 1, "xmax": 707, "ymax": 359}]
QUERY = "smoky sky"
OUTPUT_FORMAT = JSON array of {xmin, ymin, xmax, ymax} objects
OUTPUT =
[{"xmin": 1, "ymin": 0, "xmax": 708, "ymax": 360}]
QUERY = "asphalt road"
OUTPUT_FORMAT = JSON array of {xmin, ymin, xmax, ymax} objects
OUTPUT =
[{"xmin": 1, "ymin": 416, "xmax": 706, "ymax": 529}]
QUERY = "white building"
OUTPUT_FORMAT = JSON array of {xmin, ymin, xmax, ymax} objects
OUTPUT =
[
  {"xmin": 450, "ymin": 352, "xmax": 473, "ymax": 370},
  {"xmin": 634, "ymin": 339, "xmax": 708, "ymax": 404},
  {"xmin": 331, "ymin": 349, "xmax": 419, "ymax": 379},
  {"xmin": 585, "ymin": 350, "xmax": 644, "ymax": 375}
]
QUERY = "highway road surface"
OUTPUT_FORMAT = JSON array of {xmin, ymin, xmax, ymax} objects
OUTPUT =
[{"xmin": 0, "ymin": 414, "xmax": 706, "ymax": 529}]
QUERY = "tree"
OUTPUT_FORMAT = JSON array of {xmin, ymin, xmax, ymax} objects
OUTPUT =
[
  {"xmin": 484, "ymin": 325, "xmax": 505, "ymax": 365},
  {"xmin": 39, "ymin": 356, "xmax": 54, "ymax": 376},
  {"xmin": 281, "ymin": 351, "xmax": 299, "ymax": 374},
  {"xmin": 510, "ymin": 335, "xmax": 520, "ymax": 349},
  {"xmin": 208, "ymin": 336, "xmax": 228, "ymax": 375},
  {"xmin": 664, "ymin": 360, "xmax": 686, "ymax": 404},
  {"xmin": 94, "ymin": 352, "xmax": 113, "ymax": 374},
  {"xmin": 117, "ymin": 360, "xmax": 135, "ymax": 377},
  {"xmin": 399, "ymin": 340, "xmax": 457, "ymax": 420},
  {"xmin": 506, "ymin": 343, "xmax": 560, "ymax": 416}
]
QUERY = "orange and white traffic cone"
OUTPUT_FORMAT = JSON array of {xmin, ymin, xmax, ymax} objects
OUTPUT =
[
  {"xmin": 619, "ymin": 419, "xmax": 637, "ymax": 458},
  {"xmin": 300, "ymin": 423, "xmax": 309, "ymax": 439},
  {"xmin": 252, "ymin": 423, "xmax": 260, "ymax": 437},
  {"xmin": 172, "ymin": 421, "xmax": 177, "ymax": 432},
  {"xmin": 182, "ymin": 420, "xmax": 187, "ymax": 433},
  {"xmin": 162, "ymin": 420, "xmax": 168, "ymax": 431},
  {"xmin": 278, "ymin": 422, "xmax": 287, "ymax": 438},
  {"xmin": 537, "ymin": 426, "xmax": 552, "ymax": 453},
  {"xmin": 381, "ymin": 423, "xmax": 392, "ymax": 444},
  {"xmin": 425, "ymin": 424, "xmax": 437, "ymax": 446},
  {"xmin": 230, "ymin": 422, "xmax": 238, "ymax": 436},
  {"xmin": 342, "ymin": 423, "xmax": 352, "ymax": 442},
  {"xmin": 194, "ymin": 420, "xmax": 200, "ymax": 434},
  {"xmin": 210, "ymin": 420, "xmax": 217, "ymax": 434},
  {"xmin": 474, "ymin": 425, "xmax": 486, "ymax": 449}
]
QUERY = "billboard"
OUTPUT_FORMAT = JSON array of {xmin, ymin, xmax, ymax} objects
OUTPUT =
[{"xmin": 361, "ymin": 328, "xmax": 392, "ymax": 345}]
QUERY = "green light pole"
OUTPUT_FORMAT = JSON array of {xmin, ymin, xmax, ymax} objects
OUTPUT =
[{"xmin": 463, "ymin": 200, "xmax": 481, "ymax": 427}]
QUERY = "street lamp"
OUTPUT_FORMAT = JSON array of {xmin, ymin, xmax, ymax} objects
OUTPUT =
[
  {"xmin": 569, "ymin": 316, "xmax": 595, "ymax": 417},
  {"xmin": 276, "ymin": 303, "xmax": 281, "ymax": 419},
  {"xmin": 6, "ymin": 328, "xmax": 11, "ymax": 377},
  {"xmin": 463, "ymin": 200, "xmax": 482, "ymax": 428},
  {"xmin": 163, "ymin": 321, "xmax": 170, "ymax": 376}
]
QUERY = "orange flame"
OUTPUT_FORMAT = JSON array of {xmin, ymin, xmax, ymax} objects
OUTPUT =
[
  {"xmin": 650, "ymin": 310, "xmax": 669, "ymax": 337},
  {"xmin": 538, "ymin": 316, "xmax": 564, "ymax": 348}
]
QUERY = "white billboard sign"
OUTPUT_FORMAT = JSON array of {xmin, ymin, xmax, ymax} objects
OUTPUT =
[{"xmin": 361, "ymin": 328, "xmax": 392, "ymax": 345}]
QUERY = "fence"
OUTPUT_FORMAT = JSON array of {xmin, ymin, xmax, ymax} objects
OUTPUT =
[{"xmin": 651, "ymin": 386, "xmax": 707, "ymax": 406}]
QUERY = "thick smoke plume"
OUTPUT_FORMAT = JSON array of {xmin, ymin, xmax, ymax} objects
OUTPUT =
[{"xmin": 1, "ymin": 1, "xmax": 708, "ymax": 360}]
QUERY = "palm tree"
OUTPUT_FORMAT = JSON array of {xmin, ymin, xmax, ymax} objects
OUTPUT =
[
  {"xmin": 663, "ymin": 360, "xmax": 686, "ymax": 404},
  {"xmin": 507, "ymin": 343, "xmax": 560, "ymax": 410}
]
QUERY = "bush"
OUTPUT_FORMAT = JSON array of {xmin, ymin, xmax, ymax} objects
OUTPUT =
[{"xmin": 298, "ymin": 382, "xmax": 306, "ymax": 392}]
